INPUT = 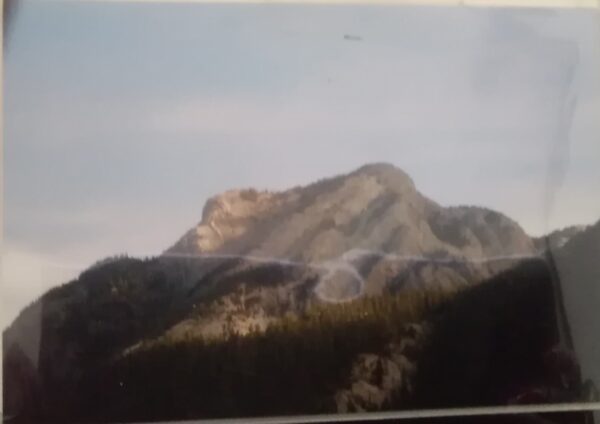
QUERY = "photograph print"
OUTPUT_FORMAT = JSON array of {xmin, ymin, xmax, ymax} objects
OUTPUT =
[{"xmin": 3, "ymin": 1, "xmax": 600, "ymax": 422}]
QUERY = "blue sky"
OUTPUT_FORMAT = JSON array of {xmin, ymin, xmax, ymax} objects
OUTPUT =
[{"xmin": 3, "ymin": 2, "xmax": 600, "ymax": 327}]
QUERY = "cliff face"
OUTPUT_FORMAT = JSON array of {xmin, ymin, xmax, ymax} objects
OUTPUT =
[{"xmin": 168, "ymin": 188, "xmax": 281, "ymax": 254}]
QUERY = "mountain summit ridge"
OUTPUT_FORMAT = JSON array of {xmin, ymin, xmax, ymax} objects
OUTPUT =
[{"xmin": 167, "ymin": 163, "xmax": 535, "ymax": 262}]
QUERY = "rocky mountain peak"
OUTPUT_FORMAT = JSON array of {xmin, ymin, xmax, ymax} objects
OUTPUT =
[
  {"xmin": 166, "ymin": 163, "xmax": 534, "ymax": 262},
  {"xmin": 351, "ymin": 162, "xmax": 416, "ymax": 194}
]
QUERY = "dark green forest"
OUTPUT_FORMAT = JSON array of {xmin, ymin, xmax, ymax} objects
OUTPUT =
[{"xmin": 73, "ymin": 289, "xmax": 455, "ymax": 422}]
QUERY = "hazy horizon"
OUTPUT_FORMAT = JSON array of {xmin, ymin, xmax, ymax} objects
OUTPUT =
[{"xmin": 3, "ymin": 2, "xmax": 600, "ymax": 329}]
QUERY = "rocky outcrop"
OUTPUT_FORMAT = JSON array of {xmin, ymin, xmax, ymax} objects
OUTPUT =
[
  {"xmin": 335, "ymin": 323, "xmax": 429, "ymax": 413},
  {"xmin": 168, "ymin": 189, "xmax": 281, "ymax": 254}
]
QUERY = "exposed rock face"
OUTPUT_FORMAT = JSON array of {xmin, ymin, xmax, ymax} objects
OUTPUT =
[
  {"xmin": 167, "ymin": 163, "xmax": 535, "ymax": 262},
  {"xmin": 169, "ymin": 189, "xmax": 280, "ymax": 254}
]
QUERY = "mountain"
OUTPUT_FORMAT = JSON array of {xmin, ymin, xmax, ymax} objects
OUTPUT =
[
  {"xmin": 5, "ymin": 163, "xmax": 590, "ymax": 423},
  {"xmin": 533, "ymin": 225, "xmax": 588, "ymax": 252}
]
